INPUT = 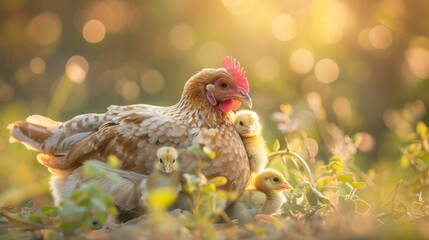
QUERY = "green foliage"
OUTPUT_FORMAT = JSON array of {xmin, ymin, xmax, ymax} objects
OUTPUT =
[{"xmin": 2, "ymin": 160, "xmax": 121, "ymax": 237}]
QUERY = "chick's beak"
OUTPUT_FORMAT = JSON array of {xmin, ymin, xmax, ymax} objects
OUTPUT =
[
  {"xmin": 280, "ymin": 182, "xmax": 293, "ymax": 190},
  {"xmin": 235, "ymin": 93, "xmax": 252, "ymax": 109},
  {"xmin": 164, "ymin": 164, "xmax": 171, "ymax": 173}
]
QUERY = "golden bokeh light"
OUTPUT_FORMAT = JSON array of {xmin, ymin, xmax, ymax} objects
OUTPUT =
[
  {"xmin": 302, "ymin": 75, "xmax": 331, "ymax": 100},
  {"xmin": 358, "ymin": 28, "xmax": 372, "ymax": 50},
  {"xmin": 65, "ymin": 55, "xmax": 89, "ymax": 84},
  {"xmin": 322, "ymin": 2, "xmax": 355, "ymax": 44},
  {"xmin": 92, "ymin": 0, "xmax": 130, "ymax": 33},
  {"xmin": 290, "ymin": 48, "xmax": 315, "ymax": 74},
  {"xmin": 169, "ymin": 23, "xmax": 195, "ymax": 50},
  {"xmin": 333, "ymin": 96, "xmax": 352, "ymax": 122},
  {"xmin": 198, "ymin": 42, "xmax": 227, "ymax": 67},
  {"xmin": 121, "ymin": 81, "xmax": 140, "ymax": 101},
  {"xmin": 271, "ymin": 14, "xmax": 296, "ymax": 42},
  {"xmin": 26, "ymin": 12, "xmax": 61, "ymax": 46},
  {"xmin": 82, "ymin": 19, "xmax": 106, "ymax": 43},
  {"xmin": 0, "ymin": 84, "xmax": 14, "ymax": 102},
  {"xmin": 368, "ymin": 25, "xmax": 393, "ymax": 50},
  {"xmin": 29, "ymin": 57, "xmax": 45, "ymax": 74},
  {"xmin": 314, "ymin": 58, "xmax": 339, "ymax": 83},
  {"xmin": 356, "ymin": 132, "xmax": 375, "ymax": 152},
  {"xmin": 254, "ymin": 56, "xmax": 280, "ymax": 81},
  {"xmin": 405, "ymin": 47, "xmax": 429, "ymax": 79},
  {"xmin": 221, "ymin": 0, "xmax": 242, "ymax": 9},
  {"xmin": 140, "ymin": 70, "xmax": 164, "ymax": 94}
]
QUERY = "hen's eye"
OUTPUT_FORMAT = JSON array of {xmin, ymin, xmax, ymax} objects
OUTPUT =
[
  {"xmin": 239, "ymin": 121, "xmax": 244, "ymax": 126},
  {"xmin": 159, "ymin": 158, "xmax": 163, "ymax": 163},
  {"xmin": 220, "ymin": 82, "xmax": 228, "ymax": 89},
  {"xmin": 273, "ymin": 177, "xmax": 279, "ymax": 182}
]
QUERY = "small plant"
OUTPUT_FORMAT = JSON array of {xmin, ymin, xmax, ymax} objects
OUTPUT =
[
  {"xmin": 1, "ymin": 156, "xmax": 121, "ymax": 238},
  {"xmin": 180, "ymin": 143, "xmax": 237, "ymax": 239}
]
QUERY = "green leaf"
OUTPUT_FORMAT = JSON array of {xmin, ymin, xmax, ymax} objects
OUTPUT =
[
  {"xmin": 25, "ymin": 200, "xmax": 34, "ymax": 209},
  {"xmin": 351, "ymin": 182, "xmax": 365, "ymax": 189},
  {"xmin": 187, "ymin": 144, "xmax": 202, "ymax": 154},
  {"xmin": 353, "ymin": 133, "xmax": 363, "ymax": 147},
  {"xmin": 417, "ymin": 121, "xmax": 428, "ymax": 138},
  {"xmin": 41, "ymin": 205, "xmax": 60, "ymax": 216},
  {"xmin": 311, "ymin": 187, "xmax": 331, "ymax": 204},
  {"xmin": 337, "ymin": 173, "xmax": 355, "ymax": 184},
  {"xmin": 329, "ymin": 156, "xmax": 343, "ymax": 163},
  {"xmin": 272, "ymin": 139, "xmax": 280, "ymax": 151},
  {"xmin": 107, "ymin": 155, "xmax": 121, "ymax": 168},
  {"xmin": 83, "ymin": 161, "xmax": 104, "ymax": 177},
  {"xmin": 206, "ymin": 176, "xmax": 228, "ymax": 187},
  {"xmin": 91, "ymin": 197, "xmax": 107, "ymax": 213},
  {"xmin": 104, "ymin": 196, "xmax": 118, "ymax": 215},
  {"xmin": 202, "ymin": 183, "xmax": 216, "ymax": 192},
  {"xmin": 355, "ymin": 199, "xmax": 370, "ymax": 213},
  {"xmin": 202, "ymin": 146, "xmax": 216, "ymax": 159},
  {"xmin": 400, "ymin": 155, "xmax": 410, "ymax": 168},
  {"xmin": 60, "ymin": 200, "xmax": 86, "ymax": 219},
  {"xmin": 316, "ymin": 176, "xmax": 335, "ymax": 188},
  {"xmin": 147, "ymin": 187, "xmax": 179, "ymax": 211},
  {"xmin": 106, "ymin": 172, "xmax": 121, "ymax": 184},
  {"xmin": 305, "ymin": 188, "xmax": 318, "ymax": 206},
  {"xmin": 329, "ymin": 161, "xmax": 343, "ymax": 173}
]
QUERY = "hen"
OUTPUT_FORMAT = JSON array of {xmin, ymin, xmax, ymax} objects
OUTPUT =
[{"xmin": 8, "ymin": 56, "xmax": 252, "ymax": 209}]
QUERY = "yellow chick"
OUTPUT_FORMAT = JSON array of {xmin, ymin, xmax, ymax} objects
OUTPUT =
[
  {"xmin": 140, "ymin": 146, "xmax": 181, "ymax": 203},
  {"xmin": 234, "ymin": 110, "xmax": 268, "ymax": 174},
  {"xmin": 226, "ymin": 169, "xmax": 292, "ymax": 224}
]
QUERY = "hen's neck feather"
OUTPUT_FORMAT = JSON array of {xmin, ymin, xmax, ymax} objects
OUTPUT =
[{"xmin": 173, "ymin": 69, "xmax": 234, "ymax": 126}]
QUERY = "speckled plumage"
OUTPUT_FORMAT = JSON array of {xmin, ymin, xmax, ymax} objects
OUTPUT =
[{"xmin": 8, "ymin": 58, "xmax": 252, "ymax": 210}]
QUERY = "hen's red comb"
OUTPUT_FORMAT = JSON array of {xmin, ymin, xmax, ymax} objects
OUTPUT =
[{"xmin": 222, "ymin": 56, "xmax": 249, "ymax": 93}]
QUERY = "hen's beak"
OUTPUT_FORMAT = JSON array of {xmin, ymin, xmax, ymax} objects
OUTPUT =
[{"xmin": 235, "ymin": 93, "xmax": 253, "ymax": 109}]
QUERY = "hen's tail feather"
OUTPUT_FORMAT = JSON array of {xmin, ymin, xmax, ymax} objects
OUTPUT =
[
  {"xmin": 37, "ymin": 153, "xmax": 77, "ymax": 170},
  {"xmin": 8, "ymin": 121, "xmax": 54, "ymax": 152},
  {"xmin": 26, "ymin": 115, "xmax": 60, "ymax": 127}
]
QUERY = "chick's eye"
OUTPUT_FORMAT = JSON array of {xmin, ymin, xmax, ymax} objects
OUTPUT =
[
  {"xmin": 220, "ymin": 82, "xmax": 228, "ymax": 89},
  {"xmin": 173, "ymin": 159, "xmax": 176, "ymax": 163},
  {"xmin": 239, "ymin": 121, "xmax": 244, "ymax": 126},
  {"xmin": 159, "ymin": 158, "xmax": 163, "ymax": 163},
  {"xmin": 273, "ymin": 177, "xmax": 279, "ymax": 183}
]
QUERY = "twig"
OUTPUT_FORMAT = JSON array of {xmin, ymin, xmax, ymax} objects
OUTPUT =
[
  {"xmin": 0, "ymin": 206, "xmax": 44, "ymax": 229},
  {"xmin": 269, "ymin": 137, "xmax": 316, "ymax": 188}
]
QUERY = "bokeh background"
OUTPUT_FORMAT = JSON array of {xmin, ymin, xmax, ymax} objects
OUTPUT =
[{"xmin": 1, "ymin": 0, "xmax": 428, "ymax": 207}]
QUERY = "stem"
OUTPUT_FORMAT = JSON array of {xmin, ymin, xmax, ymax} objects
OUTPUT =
[
  {"xmin": 0, "ymin": 207, "xmax": 44, "ymax": 229},
  {"xmin": 269, "ymin": 150, "xmax": 316, "ymax": 188}
]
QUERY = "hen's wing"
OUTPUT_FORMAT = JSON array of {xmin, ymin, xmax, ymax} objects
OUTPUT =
[{"xmin": 43, "ymin": 108, "xmax": 192, "ymax": 173}]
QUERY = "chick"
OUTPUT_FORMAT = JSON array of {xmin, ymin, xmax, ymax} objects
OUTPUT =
[
  {"xmin": 140, "ymin": 146, "xmax": 181, "ymax": 205},
  {"xmin": 234, "ymin": 110, "xmax": 268, "ymax": 174},
  {"xmin": 226, "ymin": 169, "xmax": 292, "ymax": 224}
]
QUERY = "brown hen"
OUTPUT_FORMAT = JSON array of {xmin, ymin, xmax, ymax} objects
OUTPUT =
[{"xmin": 8, "ymin": 56, "xmax": 252, "ymax": 209}]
